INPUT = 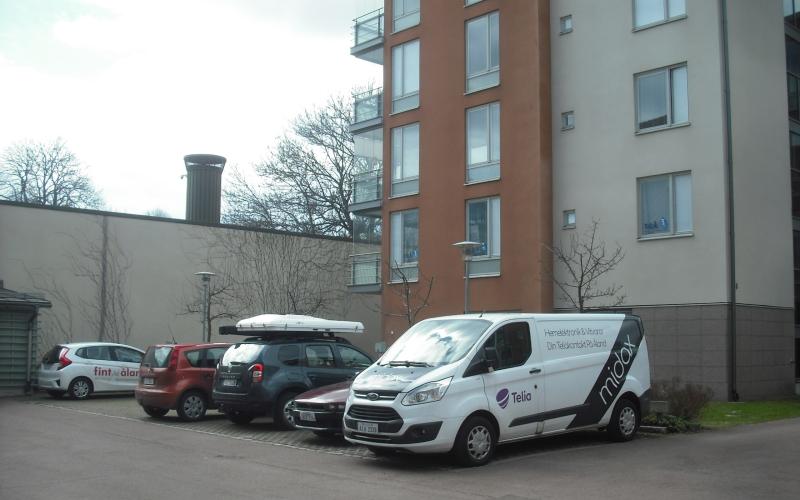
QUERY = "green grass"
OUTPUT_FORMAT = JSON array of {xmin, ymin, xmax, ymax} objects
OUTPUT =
[{"xmin": 698, "ymin": 398, "xmax": 800, "ymax": 428}]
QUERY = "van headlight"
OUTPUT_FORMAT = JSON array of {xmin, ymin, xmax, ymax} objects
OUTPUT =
[{"xmin": 401, "ymin": 377, "xmax": 452, "ymax": 406}]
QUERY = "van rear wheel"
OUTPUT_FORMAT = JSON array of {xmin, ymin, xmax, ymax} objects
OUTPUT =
[
  {"xmin": 607, "ymin": 397, "xmax": 639, "ymax": 442},
  {"xmin": 452, "ymin": 416, "xmax": 496, "ymax": 467}
]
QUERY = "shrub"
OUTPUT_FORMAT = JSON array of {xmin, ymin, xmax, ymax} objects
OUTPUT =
[
  {"xmin": 642, "ymin": 413, "xmax": 694, "ymax": 433},
  {"xmin": 651, "ymin": 377, "xmax": 713, "ymax": 420}
]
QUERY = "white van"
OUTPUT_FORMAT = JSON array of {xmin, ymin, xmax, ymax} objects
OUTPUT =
[{"xmin": 343, "ymin": 313, "xmax": 650, "ymax": 466}]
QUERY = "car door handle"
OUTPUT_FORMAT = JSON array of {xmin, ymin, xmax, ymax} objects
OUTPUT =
[{"xmin": 529, "ymin": 367, "xmax": 542, "ymax": 374}]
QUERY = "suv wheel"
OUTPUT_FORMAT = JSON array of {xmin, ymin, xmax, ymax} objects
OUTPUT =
[
  {"xmin": 274, "ymin": 391, "xmax": 299, "ymax": 430},
  {"xmin": 143, "ymin": 406, "xmax": 169, "ymax": 418},
  {"xmin": 452, "ymin": 416, "xmax": 496, "ymax": 467},
  {"xmin": 68, "ymin": 377, "xmax": 93, "ymax": 400},
  {"xmin": 177, "ymin": 391, "xmax": 207, "ymax": 422},
  {"xmin": 226, "ymin": 410, "xmax": 254, "ymax": 425}
]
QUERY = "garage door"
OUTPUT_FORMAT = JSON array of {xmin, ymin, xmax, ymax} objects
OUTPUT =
[{"xmin": 0, "ymin": 311, "xmax": 36, "ymax": 392}]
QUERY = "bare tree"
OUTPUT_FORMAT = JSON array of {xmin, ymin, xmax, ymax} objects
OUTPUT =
[
  {"xmin": 385, "ymin": 262, "xmax": 435, "ymax": 326},
  {"xmin": 0, "ymin": 139, "xmax": 102, "ymax": 208},
  {"xmin": 544, "ymin": 220, "xmax": 626, "ymax": 312},
  {"xmin": 223, "ymin": 93, "xmax": 355, "ymax": 237},
  {"xmin": 179, "ymin": 255, "xmax": 244, "ymax": 340},
  {"xmin": 71, "ymin": 217, "xmax": 133, "ymax": 343},
  {"xmin": 181, "ymin": 228, "xmax": 350, "ymax": 326},
  {"xmin": 23, "ymin": 265, "xmax": 76, "ymax": 347}
]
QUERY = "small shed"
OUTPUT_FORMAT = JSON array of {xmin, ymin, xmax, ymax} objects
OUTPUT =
[{"xmin": 0, "ymin": 281, "xmax": 51, "ymax": 395}]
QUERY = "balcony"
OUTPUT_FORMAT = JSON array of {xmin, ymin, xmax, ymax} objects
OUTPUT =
[
  {"xmin": 350, "ymin": 88, "xmax": 383, "ymax": 134},
  {"xmin": 350, "ymin": 168, "xmax": 382, "ymax": 215},
  {"xmin": 351, "ymin": 8, "xmax": 384, "ymax": 64},
  {"xmin": 349, "ymin": 252, "xmax": 382, "ymax": 293}
]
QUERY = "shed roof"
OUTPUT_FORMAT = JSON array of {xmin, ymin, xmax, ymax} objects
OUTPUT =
[{"xmin": 0, "ymin": 286, "xmax": 52, "ymax": 309}]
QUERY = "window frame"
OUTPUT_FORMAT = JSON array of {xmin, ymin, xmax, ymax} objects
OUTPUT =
[
  {"xmin": 392, "ymin": 0, "xmax": 420, "ymax": 33},
  {"xmin": 465, "ymin": 11, "xmax": 500, "ymax": 94},
  {"xmin": 466, "ymin": 196, "xmax": 501, "ymax": 277},
  {"xmin": 304, "ymin": 344, "xmax": 336, "ymax": 369},
  {"xmin": 483, "ymin": 322, "xmax": 532, "ymax": 371},
  {"xmin": 391, "ymin": 39, "xmax": 420, "ymax": 114},
  {"xmin": 561, "ymin": 110, "xmax": 575, "ymax": 131},
  {"xmin": 466, "ymin": 101, "xmax": 501, "ymax": 184},
  {"xmin": 390, "ymin": 208, "xmax": 420, "ymax": 282},
  {"xmin": 634, "ymin": 63, "xmax": 689, "ymax": 133},
  {"xmin": 391, "ymin": 122, "xmax": 420, "ymax": 197},
  {"xmin": 632, "ymin": 0, "xmax": 687, "ymax": 31},
  {"xmin": 560, "ymin": 15, "xmax": 573, "ymax": 35},
  {"xmin": 563, "ymin": 209, "xmax": 576, "ymax": 229},
  {"xmin": 637, "ymin": 171, "xmax": 693, "ymax": 239}
]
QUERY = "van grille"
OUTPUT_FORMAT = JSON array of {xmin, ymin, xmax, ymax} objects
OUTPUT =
[
  {"xmin": 347, "ymin": 405, "xmax": 400, "ymax": 422},
  {"xmin": 353, "ymin": 390, "xmax": 399, "ymax": 401}
]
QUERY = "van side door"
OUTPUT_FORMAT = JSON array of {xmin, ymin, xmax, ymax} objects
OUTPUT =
[{"xmin": 480, "ymin": 321, "xmax": 544, "ymax": 441}]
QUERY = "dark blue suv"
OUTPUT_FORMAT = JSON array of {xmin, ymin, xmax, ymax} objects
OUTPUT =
[{"xmin": 212, "ymin": 336, "xmax": 373, "ymax": 428}]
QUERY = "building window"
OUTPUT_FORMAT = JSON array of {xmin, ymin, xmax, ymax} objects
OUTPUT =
[
  {"xmin": 560, "ymin": 15, "xmax": 573, "ymax": 34},
  {"xmin": 467, "ymin": 197, "xmax": 501, "ymax": 276},
  {"xmin": 465, "ymin": 0, "xmax": 484, "ymax": 6},
  {"xmin": 466, "ymin": 102, "xmax": 500, "ymax": 183},
  {"xmin": 466, "ymin": 11, "xmax": 499, "ymax": 93},
  {"xmin": 634, "ymin": 0, "xmax": 686, "ymax": 30},
  {"xmin": 785, "ymin": 0, "xmax": 800, "ymax": 29},
  {"xmin": 638, "ymin": 172, "xmax": 692, "ymax": 238},
  {"xmin": 561, "ymin": 111, "xmax": 575, "ymax": 130},
  {"xmin": 390, "ymin": 209, "xmax": 419, "ymax": 281},
  {"xmin": 391, "ymin": 122, "xmax": 420, "ymax": 196},
  {"xmin": 393, "ymin": 0, "xmax": 420, "ymax": 32},
  {"xmin": 392, "ymin": 39, "xmax": 420, "ymax": 114},
  {"xmin": 563, "ymin": 210, "xmax": 576, "ymax": 229},
  {"xmin": 635, "ymin": 64, "xmax": 688, "ymax": 132}
]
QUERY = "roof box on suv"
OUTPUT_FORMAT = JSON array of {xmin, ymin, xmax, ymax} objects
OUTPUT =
[{"xmin": 219, "ymin": 314, "xmax": 364, "ymax": 337}]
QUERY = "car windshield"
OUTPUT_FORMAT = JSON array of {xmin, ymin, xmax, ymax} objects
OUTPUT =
[
  {"xmin": 221, "ymin": 343, "xmax": 263, "ymax": 365},
  {"xmin": 379, "ymin": 319, "xmax": 491, "ymax": 367}
]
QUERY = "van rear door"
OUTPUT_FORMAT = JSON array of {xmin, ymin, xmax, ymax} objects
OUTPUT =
[{"xmin": 480, "ymin": 321, "xmax": 544, "ymax": 441}]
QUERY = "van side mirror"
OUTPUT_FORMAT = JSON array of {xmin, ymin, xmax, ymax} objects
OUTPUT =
[{"xmin": 484, "ymin": 346, "xmax": 499, "ymax": 371}]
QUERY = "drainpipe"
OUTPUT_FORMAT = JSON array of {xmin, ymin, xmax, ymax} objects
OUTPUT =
[{"xmin": 720, "ymin": 0, "xmax": 739, "ymax": 402}]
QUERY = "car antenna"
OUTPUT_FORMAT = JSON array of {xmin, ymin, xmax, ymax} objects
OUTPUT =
[{"xmin": 479, "ymin": 310, "xmax": 485, "ymax": 318}]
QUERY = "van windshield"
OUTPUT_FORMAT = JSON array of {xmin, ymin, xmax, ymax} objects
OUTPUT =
[{"xmin": 379, "ymin": 319, "xmax": 491, "ymax": 367}]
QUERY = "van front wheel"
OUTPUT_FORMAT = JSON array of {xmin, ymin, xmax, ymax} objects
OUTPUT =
[
  {"xmin": 608, "ymin": 398, "xmax": 639, "ymax": 442},
  {"xmin": 452, "ymin": 416, "xmax": 496, "ymax": 467}
]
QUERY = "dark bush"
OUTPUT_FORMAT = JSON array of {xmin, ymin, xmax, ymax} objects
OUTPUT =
[
  {"xmin": 651, "ymin": 377, "xmax": 713, "ymax": 420},
  {"xmin": 642, "ymin": 413, "xmax": 694, "ymax": 433}
]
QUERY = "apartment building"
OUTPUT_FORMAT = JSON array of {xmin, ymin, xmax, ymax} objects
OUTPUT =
[{"xmin": 347, "ymin": 0, "xmax": 796, "ymax": 399}]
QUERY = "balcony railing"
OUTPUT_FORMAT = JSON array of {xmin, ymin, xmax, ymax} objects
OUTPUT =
[
  {"xmin": 352, "ymin": 8, "xmax": 384, "ymax": 47},
  {"xmin": 353, "ymin": 169, "xmax": 382, "ymax": 205},
  {"xmin": 353, "ymin": 88, "xmax": 383, "ymax": 125},
  {"xmin": 350, "ymin": 252, "xmax": 381, "ymax": 286}
]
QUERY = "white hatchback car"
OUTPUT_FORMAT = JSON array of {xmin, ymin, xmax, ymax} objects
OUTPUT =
[{"xmin": 38, "ymin": 342, "xmax": 144, "ymax": 400}]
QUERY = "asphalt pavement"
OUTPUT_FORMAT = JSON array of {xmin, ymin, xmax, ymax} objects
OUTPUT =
[{"xmin": 0, "ymin": 394, "xmax": 798, "ymax": 500}]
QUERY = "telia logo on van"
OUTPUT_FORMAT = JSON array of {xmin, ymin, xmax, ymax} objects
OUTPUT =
[
  {"xmin": 496, "ymin": 389, "xmax": 510, "ymax": 409},
  {"xmin": 496, "ymin": 388, "xmax": 532, "ymax": 409}
]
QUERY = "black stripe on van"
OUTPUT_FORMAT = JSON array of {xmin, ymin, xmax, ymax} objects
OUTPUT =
[
  {"xmin": 566, "ymin": 317, "xmax": 643, "ymax": 429},
  {"xmin": 509, "ymin": 403, "xmax": 590, "ymax": 427}
]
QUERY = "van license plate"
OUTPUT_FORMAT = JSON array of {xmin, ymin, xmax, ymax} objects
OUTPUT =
[
  {"xmin": 299, "ymin": 411, "xmax": 316, "ymax": 422},
  {"xmin": 357, "ymin": 421, "xmax": 378, "ymax": 433},
  {"xmin": 222, "ymin": 379, "xmax": 237, "ymax": 387},
  {"xmin": 143, "ymin": 377, "xmax": 154, "ymax": 386}
]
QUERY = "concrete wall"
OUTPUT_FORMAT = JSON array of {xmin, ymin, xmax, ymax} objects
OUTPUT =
[
  {"xmin": 727, "ymin": 0, "xmax": 794, "ymax": 308},
  {"xmin": 551, "ymin": 0, "xmax": 729, "ymax": 307},
  {"xmin": 0, "ymin": 202, "xmax": 381, "ymax": 356}
]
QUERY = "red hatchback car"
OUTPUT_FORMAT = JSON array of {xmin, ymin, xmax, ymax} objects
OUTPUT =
[{"xmin": 135, "ymin": 343, "xmax": 230, "ymax": 421}]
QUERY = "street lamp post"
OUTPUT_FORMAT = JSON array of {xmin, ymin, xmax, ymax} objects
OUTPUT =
[
  {"xmin": 452, "ymin": 241, "xmax": 481, "ymax": 314},
  {"xmin": 194, "ymin": 271, "xmax": 215, "ymax": 342}
]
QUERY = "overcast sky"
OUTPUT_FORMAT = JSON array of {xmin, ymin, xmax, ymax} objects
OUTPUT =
[{"xmin": 0, "ymin": 0, "xmax": 382, "ymax": 217}]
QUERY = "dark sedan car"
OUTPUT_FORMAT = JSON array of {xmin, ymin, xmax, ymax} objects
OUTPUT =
[{"xmin": 290, "ymin": 381, "xmax": 351, "ymax": 436}]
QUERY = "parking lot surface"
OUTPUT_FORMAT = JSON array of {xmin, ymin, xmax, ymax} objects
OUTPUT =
[{"xmin": 2, "ymin": 394, "xmax": 799, "ymax": 500}]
